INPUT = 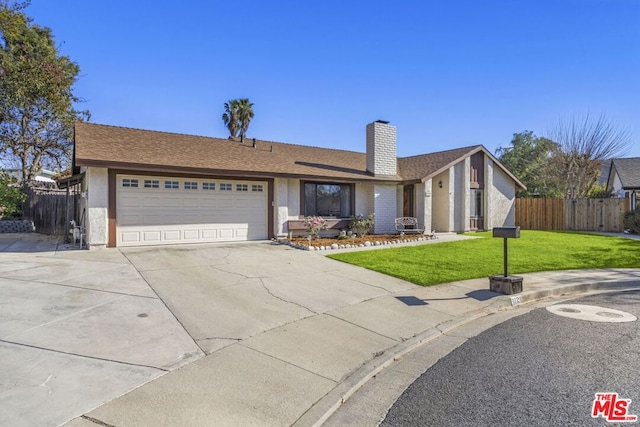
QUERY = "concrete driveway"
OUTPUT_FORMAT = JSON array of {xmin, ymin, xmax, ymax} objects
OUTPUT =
[
  {"xmin": 0, "ymin": 234, "xmax": 205, "ymax": 427},
  {"xmin": 0, "ymin": 233, "xmax": 416, "ymax": 427},
  {"xmin": 2, "ymin": 233, "xmax": 639, "ymax": 427}
]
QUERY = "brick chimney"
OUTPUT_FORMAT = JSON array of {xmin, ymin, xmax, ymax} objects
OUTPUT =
[{"xmin": 366, "ymin": 120, "xmax": 397, "ymax": 176}]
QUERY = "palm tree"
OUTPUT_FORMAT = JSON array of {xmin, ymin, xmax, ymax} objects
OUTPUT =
[
  {"xmin": 221, "ymin": 98, "xmax": 254, "ymax": 140},
  {"xmin": 222, "ymin": 100, "xmax": 239, "ymax": 139},
  {"xmin": 236, "ymin": 98, "xmax": 254, "ymax": 140}
]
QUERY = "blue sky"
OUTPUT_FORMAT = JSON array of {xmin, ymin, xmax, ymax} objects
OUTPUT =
[{"xmin": 27, "ymin": 0, "xmax": 640, "ymax": 157}]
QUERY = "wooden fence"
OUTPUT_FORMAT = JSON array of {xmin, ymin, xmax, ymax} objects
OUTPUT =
[
  {"xmin": 22, "ymin": 186, "xmax": 82, "ymax": 236},
  {"xmin": 515, "ymin": 198, "xmax": 630, "ymax": 232}
]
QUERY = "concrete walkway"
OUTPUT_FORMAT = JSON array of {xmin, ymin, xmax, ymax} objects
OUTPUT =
[{"xmin": 0, "ymin": 233, "xmax": 638, "ymax": 427}]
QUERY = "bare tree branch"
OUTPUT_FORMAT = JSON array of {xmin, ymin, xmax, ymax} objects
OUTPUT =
[{"xmin": 547, "ymin": 114, "xmax": 631, "ymax": 199}]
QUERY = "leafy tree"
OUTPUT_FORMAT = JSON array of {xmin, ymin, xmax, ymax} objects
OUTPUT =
[
  {"xmin": 586, "ymin": 182, "xmax": 612, "ymax": 198},
  {"xmin": 221, "ymin": 98, "xmax": 254, "ymax": 140},
  {"xmin": 548, "ymin": 114, "xmax": 629, "ymax": 199},
  {"xmin": 0, "ymin": 172, "xmax": 26, "ymax": 218},
  {"xmin": 0, "ymin": 0, "xmax": 88, "ymax": 184},
  {"xmin": 496, "ymin": 131, "xmax": 561, "ymax": 197}
]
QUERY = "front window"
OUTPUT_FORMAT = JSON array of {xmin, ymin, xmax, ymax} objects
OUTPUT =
[
  {"xmin": 304, "ymin": 183, "xmax": 352, "ymax": 217},
  {"xmin": 471, "ymin": 188, "xmax": 483, "ymax": 218}
]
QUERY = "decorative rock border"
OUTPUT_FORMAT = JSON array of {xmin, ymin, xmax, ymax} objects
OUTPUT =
[
  {"xmin": 278, "ymin": 235, "xmax": 434, "ymax": 251},
  {"xmin": 0, "ymin": 220, "xmax": 35, "ymax": 233}
]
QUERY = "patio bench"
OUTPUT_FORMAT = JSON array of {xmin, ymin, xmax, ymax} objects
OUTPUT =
[
  {"xmin": 395, "ymin": 217, "xmax": 425, "ymax": 234},
  {"xmin": 395, "ymin": 217, "xmax": 438, "ymax": 239}
]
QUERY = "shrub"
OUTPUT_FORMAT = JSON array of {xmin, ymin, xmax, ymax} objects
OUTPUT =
[
  {"xmin": 587, "ymin": 182, "xmax": 613, "ymax": 198},
  {"xmin": 349, "ymin": 213, "xmax": 374, "ymax": 237},
  {"xmin": 623, "ymin": 211, "xmax": 640, "ymax": 234},
  {"xmin": 303, "ymin": 216, "xmax": 327, "ymax": 239},
  {"xmin": 0, "ymin": 173, "xmax": 26, "ymax": 219}
]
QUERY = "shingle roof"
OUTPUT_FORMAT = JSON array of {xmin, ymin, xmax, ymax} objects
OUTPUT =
[
  {"xmin": 74, "ymin": 122, "xmax": 392, "ymax": 181},
  {"xmin": 74, "ymin": 122, "xmax": 524, "ymax": 188},
  {"xmin": 611, "ymin": 158, "xmax": 640, "ymax": 189},
  {"xmin": 398, "ymin": 145, "xmax": 482, "ymax": 181}
]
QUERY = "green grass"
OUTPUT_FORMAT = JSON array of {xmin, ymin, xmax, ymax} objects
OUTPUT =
[{"xmin": 327, "ymin": 231, "xmax": 640, "ymax": 286}]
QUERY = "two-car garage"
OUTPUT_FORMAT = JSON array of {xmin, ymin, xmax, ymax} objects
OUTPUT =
[{"xmin": 116, "ymin": 175, "xmax": 268, "ymax": 247}]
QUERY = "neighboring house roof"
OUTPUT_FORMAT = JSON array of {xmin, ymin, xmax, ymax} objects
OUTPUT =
[
  {"xmin": 74, "ymin": 122, "xmax": 525, "ymax": 188},
  {"xmin": 2, "ymin": 168, "xmax": 56, "ymax": 183},
  {"xmin": 598, "ymin": 161, "xmax": 612, "ymax": 186},
  {"xmin": 610, "ymin": 158, "xmax": 640, "ymax": 190}
]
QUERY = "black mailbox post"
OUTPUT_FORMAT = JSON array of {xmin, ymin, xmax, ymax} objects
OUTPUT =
[{"xmin": 489, "ymin": 227, "xmax": 523, "ymax": 295}]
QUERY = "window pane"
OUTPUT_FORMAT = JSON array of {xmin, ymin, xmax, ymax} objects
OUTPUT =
[
  {"xmin": 304, "ymin": 183, "xmax": 316, "ymax": 217},
  {"xmin": 316, "ymin": 184, "xmax": 340, "ymax": 217},
  {"xmin": 340, "ymin": 185, "xmax": 351, "ymax": 217},
  {"xmin": 471, "ymin": 189, "xmax": 483, "ymax": 217}
]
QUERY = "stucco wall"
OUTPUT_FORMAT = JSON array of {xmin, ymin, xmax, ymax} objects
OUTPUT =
[
  {"xmin": 415, "ymin": 180, "xmax": 433, "ymax": 233},
  {"xmin": 432, "ymin": 171, "xmax": 450, "ymax": 231},
  {"xmin": 85, "ymin": 167, "xmax": 109, "ymax": 249},
  {"xmin": 488, "ymin": 159, "xmax": 516, "ymax": 227},
  {"xmin": 612, "ymin": 172, "xmax": 624, "ymax": 197},
  {"xmin": 461, "ymin": 158, "xmax": 471, "ymax": 232},
  {"xmin": 355, "ymin": 183, "xmax": 372, "ymax": 216},
  {"xmin": 452, "ymin": 162, "xmax": 464, "ymax": 232},
  {"xmin": 274, "ymin": 178, "xmax": 301, "ymax": 236}
]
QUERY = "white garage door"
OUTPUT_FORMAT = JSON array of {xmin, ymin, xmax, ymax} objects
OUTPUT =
[{"xmin": 116, "ymin": 175, "xmax": 268, "ymax": 247}]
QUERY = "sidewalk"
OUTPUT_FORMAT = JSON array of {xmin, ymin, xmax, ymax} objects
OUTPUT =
[{"xmin": 68, "ymin": 267, "xmax": 640, "ymax": 427}]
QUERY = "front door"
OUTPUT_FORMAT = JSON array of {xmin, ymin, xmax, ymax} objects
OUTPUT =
[{"xmin": 403, "ymin": 185, "xmax": 414, "ymax": 217}]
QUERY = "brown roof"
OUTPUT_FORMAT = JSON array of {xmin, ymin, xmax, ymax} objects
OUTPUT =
[
  {"xmin": 398, "ymin": 145, "xmax": 483, "ymax": 182},
  {"xmin": 74, "ymin": 122, "xmax": 394, "ymax": 181},
  {"xmin": 74, "ymin": 122, "xmax": 524, "ymax": 188}
]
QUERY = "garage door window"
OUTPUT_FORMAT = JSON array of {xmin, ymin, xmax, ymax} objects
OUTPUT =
[
  {"xmin": 252, "ymin": 185, "xmax": 263, "ymax": 192},
  {"xmin": 237, "ymin": 184, "xmax": 248, "ymax": 192},
  {"xmin": 144, "ymin": 180, "xmax": 159, "ymax": 188},
  {"xmin": 122, "ymin": 179, "xmax": 138, "ymax": 188},
  {"xmin": 220, "ymin": 183, "xmax": 232, "ymax": 191},
  {"xmin": 184, "ymin": 182, "xmax": 198, "ymax": 190},
  {"xmin": 165, "ymin": 180, "xmax": 179, "ymax": 189},
  {"xmin": 203, "ymin": 182, "xmax": 215, "ymax": 190}
]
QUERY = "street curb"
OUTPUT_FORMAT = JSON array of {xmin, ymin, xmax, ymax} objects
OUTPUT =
[
  {"xmin": 502, "ymin": 279, "xmax": 640, "ymax": 307},
  {"xmin": 296, "ymin": 279, "xmax": 640, "ymax": 427}
]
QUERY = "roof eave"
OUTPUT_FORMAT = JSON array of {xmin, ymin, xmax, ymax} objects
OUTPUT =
[{"xmin": 75, "ymin": 159, "xmax": 401, "ymax": 183}]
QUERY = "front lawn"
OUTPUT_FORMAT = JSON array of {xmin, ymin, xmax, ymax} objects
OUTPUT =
[{"xmin": 327, "ymin": 231, "xmax": 640, "ymax": 286}]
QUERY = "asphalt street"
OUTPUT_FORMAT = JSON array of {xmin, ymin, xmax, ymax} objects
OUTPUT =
[{"xmin": 382, "ymin": 289, "xmax": 640, "ymax": 427}]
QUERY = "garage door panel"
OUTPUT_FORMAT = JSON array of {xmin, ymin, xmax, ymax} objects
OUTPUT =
[
  {"xmin": 142, "ymin": 215, "xmax": 164, "ymax": 226},
  {"xmin": 201, "ymin": 229, "xmax": 217, "ymax": 239},
  {"xmin": 162, "ymin": 230, "xmax": 181, "ymax": 241},
  {"xmin": 120, "ymin": 214, "xmax": 142, "ymax": 226},
  {"xmin": 218, "ymin": 228, "xmax": 234, "ymax": 239},
  {"xmin": 200, "ymin": 198, "xmax": 218, "ymax": 208},
  {"xmin": 119, "ymin": 195, "xmax": 141, "ymax": 208},
  {"xmin": 117, "ymin": 175, "xmax": 267, "ymax": 246},
  {"xmin": 121, "ymin": 232, "xmax": 141, "ymax": 243},
  {"xmin": 143, "ymin": 231, "xmax": 162, "ymax": 243},
  {"xmin": 183, "ymin": 230, "xmax": 199, "ymax": 240},
  {"xmin": 142, "ymin": 196, "xmax": 162, "ymax": 207}
]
